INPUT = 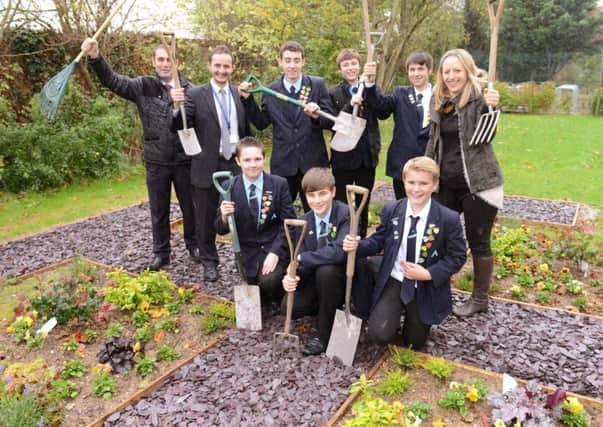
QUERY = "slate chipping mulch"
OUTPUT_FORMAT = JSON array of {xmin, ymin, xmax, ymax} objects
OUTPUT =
[{"xmin": 0, "ymin": 200, "xmax": 601, "ymax": 426}]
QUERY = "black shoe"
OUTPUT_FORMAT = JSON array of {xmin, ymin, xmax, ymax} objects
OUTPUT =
[
  {"xmin": 189, "ymin": 248, "xmax": 202, "ymax": 263},
  {"xmin": 302, "ymin": 337, "xmax": 326, "ymax": 356},
  {"xmin": 203, "ymin": 264, "xmax": 219, "ymax": 282},
  {"xmin": 148, "ymin": 256, "xmax": 169, "ymax": 271}
]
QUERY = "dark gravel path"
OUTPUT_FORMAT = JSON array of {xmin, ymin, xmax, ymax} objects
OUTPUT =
[
  {"xmin": 1, "ymin": 203, "xmax": 601, "ymax": 426},
  {"xmin": 372, "ymin": 183, "xmax": 580, "ymax": 225}
]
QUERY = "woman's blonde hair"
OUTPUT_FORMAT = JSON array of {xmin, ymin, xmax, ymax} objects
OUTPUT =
[{"xmin": 433, "ymin": 49, "xmax": 483, "ymax": 112}]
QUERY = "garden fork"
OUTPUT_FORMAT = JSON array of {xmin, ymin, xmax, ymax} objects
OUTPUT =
[{"xmin": 470, "ymin": 0, "xmax": 504, "ymax": 145}]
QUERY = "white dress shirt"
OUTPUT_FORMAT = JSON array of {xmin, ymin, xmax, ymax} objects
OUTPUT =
[{"xmin": 210, "ymin": 79, "xmax": 240, "ymax": 153}]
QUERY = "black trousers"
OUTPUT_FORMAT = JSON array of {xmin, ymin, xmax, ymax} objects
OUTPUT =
[
  {"xmin": 333, "ymin": 167, "xmax": 375, "ymax": 238},
  {"xmin": 285, "ymin": 171, "xmax": 309, "ymax": 213},
  {"xmin": 145, "ymin": 162, "xmax": 197, "ymax": 258},
  {"xmin": 280, "ymin": 264, "xmax": 346, "ymax": 344},
  {"xmin": 247, "ymin": 252, "xmax": 285, "ymax": 304},
  {"xmin": 392, "ymin": 179, "xmax": 406, "ymax": 200},
  {"xmin": 191, "ymin": 157, "xmax": 239, "ymax": 266},
  {"xmin": 434, "ymin": 182, "xmax": 498, "ymax": 257},
  {"xmin": 368, "ymin": 277, "xmax": 431, "ymax": 349}
]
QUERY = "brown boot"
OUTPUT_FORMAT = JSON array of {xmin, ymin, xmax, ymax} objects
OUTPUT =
[{"xmin": 453, "ymin": 256, "xmax": 493, "ymax": 317}]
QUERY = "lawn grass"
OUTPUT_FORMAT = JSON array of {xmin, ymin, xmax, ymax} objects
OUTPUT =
[
  {"xmin": 0, "ymin": 114, "xmax": 601, "ymax": 242},
  {"xmin": 0, "ymin": 165, "xmax": 147, "ymax": 242}
]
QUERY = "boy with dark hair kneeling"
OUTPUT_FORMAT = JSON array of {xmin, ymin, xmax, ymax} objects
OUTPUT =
[
  {"xmin": 281, "ymin": 167, "xmax": 349, "ymax": 355},
  {"xmin": 215, "ymin": 137, "xmax": 297, "ymax": 310},
  {"xmin": 343, "ymin": 157, "xmax": 466, "ymax": 349}
]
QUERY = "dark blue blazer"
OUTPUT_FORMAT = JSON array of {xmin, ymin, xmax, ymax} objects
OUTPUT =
[
  {"xmin": 286, "ymin": 200, "xmax": 350, "ymax": 281},
  {"xmin": 364, "ymin": 85, "xmax": 429, "ymax": 181},
  {"xmin": 242, "ymin": 75, "xmax": 336, "ymax": 176},
  {"xmin": 357, "ymin": 199, "xmax": 466, "ymax": 325},
  {"xmin": 215, "ymin": 173, "xmax": 297, "ymax": 278}
]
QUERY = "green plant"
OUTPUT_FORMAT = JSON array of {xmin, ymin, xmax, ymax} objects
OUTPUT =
[
  {"xmin": 177, "ymin": 287, "xmax": 195, "ymax": 304},
  {"xmin": 591, "ymin": 87, "xmax": 603, "ymax": 116},
  {"xmin": 573, "ymin": 295, "xmax": 588, "ymax": 311},
  {"xmin": 136, "ymin": 356, "xmax": 156, "ymax": 378},
  {"xmin": 404, "ymin": 400, "xmax": 431, "ymax": 423},
  {"xmin": 455, "ymin": 271, "xmax": 474, "ymax": 292},
  {"xmin": 49, "ymin": 379, "xmax": 79, "ymax": 400},
  {"xmin": 208, "ymin": 302, "xmax": 235, "ymax": 321},
  {"xmin": 423, "ymin": 357, "xmax": 454, "ymax": 380},
  {"xmin": 131, "ymin": 310, "xmax": 150, "ymax": 328},
  {"xmin": 85, "ymin": 328, "xmax": 99, "ymax": 343},
  {"xmin": 200, "ymin": 314, "xmax": 226, "ymax": 334},
  {"xmin": 375, "ymin": 369, "xmax": 413, "ymax": 396},
  {"xmin": 61, "ymin": 359, "xmax": 86, "ymax": 379},
  {"xmin": 535, "ymin": 291, "xmax": 551, "ymax": 304},
  {"xmin": 389, "ymin": 345, "xmax": 421, "ymax": 369},
  {"xmin": 91, "ymin": 371, "xmax": 116, "ymax": 400},
  {"xmin": 166, "ymin": 302, "xmax": 180, "ymax": 315},
  {"xmin": 344, "ymin": 396, "xmax": 403, "ymax": 427},
  {"xmin": 189, "ymin": 303, "xmax": 204, "ymax": 315},
  {"xmin": 566, "ymin": 280, "xmax": 584, "ymax": 295},
  {"xmin": 510, "ymin": 285, "xmax": 525, "ymax": 299},
  {"xmin": 590, "ymin": 279, "xmax": 601, "ymax": 288},
  {"xmin": 136, "ymin": 325, "xmax": 152, "ymax": 344},
  {"xmin": 349, "ymin": 374, "xmax": 375, "ymax": 398},
  {"xmin": 62, "ymin": 337, "xmax": 79, "ymax": 352},
  {"xmin": 0, "ymin": 393, "xmax": 50, "ymax": 427},
  {"xmin": 156, "ymin": 344, "xmax": 181, "ymax": 362},
  {"xmin": 105, "ymin": 321, "xmax": 124, "ymax": 338},
  {"xmin": 104, "ymin": 268, "xmax": 176, "ymax": 311},
  {"xmin": 155, "ymin": 318, "xmax": 178, "ymax": 333},
  {"xmin": 439, "ymin": 380, "xmax": 488, "ymax": 417},
  {"xmin": 561, "ymin": 397, "xmax": 591, "ymax": 427},
  {"xmin": 5, "ymin": 315, "xmax": 38, "ymax": 347}
]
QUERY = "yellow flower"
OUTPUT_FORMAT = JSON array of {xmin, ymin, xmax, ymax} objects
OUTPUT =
[
  {"xmin": 449, "ymin": 381, "xmax": 461, "ymax": 390},
  {"xmin": 538, "ymin": 263, "xmax": 549, "ymax": 273},
  {"xmin": 178, "ymin": 287, "xmax": 185, "ymax": 296},
  {"xmin": 494, "ymin": 420, "xmax": 506, "ymax": 427},
  {"xmin": 421, "ymin": 245, "xmax": 428, "ymax": 252},
  {"xmin": 392, "ymin": 401, "xmax": 403, "ymax": 414},
  {"xmin": 6, "ymin": 326, "xmax": 15, "ymax": 333},
  {"xmin": 560, "ymin": 267, "xmax": 570, "ymax": 274},
  {"xmin": 32, "ymin": 310, "xmax": 38, "ymax": 319},
  {"xmin": 521, "ymin": 265, "xmax": 530, "ymax": 274},
  {"xmin": 149, "ymin": 307, "xmax": 168, "ymax": 318},
  {"xmin": 564, "ymin": 397, "xmax": 584, "ymax": 413},
  {"xmin": 24, "ymin": 316, "xmax": 33, "ymax": 327},
  {"xmin": 466, "ymin": 385, "xmax": 479, "ymax": 402},
  {"xmin": 432, "ymin": 419, "xmax": 446, "ymax": 427},
  {"xmin": 536, "ymin": 281, "xmax": 545, "ymax": 291},
  {"xmin": 140, "ymin": 301, "xmax": 150, "ymax": 313}
]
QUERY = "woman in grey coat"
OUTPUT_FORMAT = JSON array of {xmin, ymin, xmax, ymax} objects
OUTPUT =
[{"xmin": 425, "ymin": 48, "xmax": 502, "ymax": 317}]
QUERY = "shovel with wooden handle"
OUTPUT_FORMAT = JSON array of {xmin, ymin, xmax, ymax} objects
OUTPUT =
[
  {"xmin": 159, "ymin": 32, "xmax": 201, "ymax": 155},
  {"xmin": 244, "ymin": 75, "xmax": 366, "ymax": 152},
  {"xmin": 273, "ymin": 219, "xmax": 308, "ymax": 356},
  {"xmin": 325, "ymin": 185, "xmax": 369, "ymax": 366},
  {"xmin": 470, "ymin": 0, "xmax": 504, "ymax": 145},
  {"xmin": 212, "ymin": 171, "xmax": 262, "ymax": 331}
]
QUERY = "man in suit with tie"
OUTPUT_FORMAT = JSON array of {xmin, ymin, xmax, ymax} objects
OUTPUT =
[
  {"xmin": 215, "ymin": 137, "xmax": 297, "ymax": 308},
  {"xmin": 361, "ymin": 51, "xmax": 434, "ymax": 200},
  {"xmin": 281, "ymin": 168, "xmax": 349, "ymax": 356},
  {"xmin": 172, "ymin": 45, "xmax": 250, "ymax": 282},
  {"xmin": 343, "ymin": 157, "xmax": 466, "ymax": 349},
  {"xmin": 81, "ymin": 38, "xmax": 199, "ymax": 272},
  {"xmin": 238, "ymin": 41, "xmax": 336, "ymax": 212},
  {"xmin": 329, "ymin": 48, "xmax": 390, "ymax": 237}
]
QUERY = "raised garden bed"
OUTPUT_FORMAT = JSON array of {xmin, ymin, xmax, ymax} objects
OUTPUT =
[
  {"xmin": 453, "ymin": 222, "xmax": 603, "ymax": 317},
  {"xmin": 329, "ymin": 347, "xmax": 603, "ymax": 426},
  {"xmin": 0, "ymin": 257, "xmax": 233, "ymax": 427}
]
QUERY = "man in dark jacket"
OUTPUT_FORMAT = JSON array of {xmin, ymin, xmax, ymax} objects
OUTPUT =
[
  {"xmin": 329, "ymin": 48, "xmax": 389, "ymax": 237},
  {"xmin": 81, "ymin": 38, "xmax": 198, "ymax": 271},
  {"xmin": 238, "ymin": 41, "xmax": 336, "ymax": 212}
]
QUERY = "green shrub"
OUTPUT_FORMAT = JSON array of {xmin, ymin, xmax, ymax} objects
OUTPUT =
[
  {"xmin": 0, "ymin": 393, "xmax": 50, "ymax": 427},
  {"xmin": 0, "ymin": 82, "xmax": 131, "ymax": 192},
  {"xmin": 591, "ymin": 87, "xmax": 603, "ymax": 116},
  {"xmin": 496, "ymin": 81, "xmax": 556, "ymax": 113}
]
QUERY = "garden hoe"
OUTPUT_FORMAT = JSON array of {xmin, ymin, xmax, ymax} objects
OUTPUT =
[
  {"xmin": 331, "ymin": 0, "xmax": 384, "ymax": 152},
  {"xmin": 273, "ymin": 218, "xmax": 308, "ymax": 356},
  {"xmin": 212, "ymin": 171, "xmax": 262, "ymax": 331},
  {"xmin": 470, "ymin": 0, "xmax": 504, "ymax": 145},
  {"xmin": 325, "ymin": 185, "xmax": 369, "ymax": 366},
  {"xmin": 158, "ymin": 32, "xmax": 201, "ymax": 156},
  {"xmin": 40, "ymin": 0, "xmax": 127, "ymax": 120},
  {"xmin": 244, "ymin": 75, "xmax": 366, "ymax": 151}
]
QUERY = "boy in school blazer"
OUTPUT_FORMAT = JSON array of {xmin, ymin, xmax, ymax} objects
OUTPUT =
[
  {"xmin": 343, "ymin": 157, "xmax": 466, "ymax": 349},
  {"xmin": 281, "ymin": 168, "xmax": 349, "ymax": 356},
  {"xmin": 215, "ymin": 137, "xmax": 297, "ymax": 306},
  {"xmin": 239, "ymin": 41, "xmax": 336, "ymax": 212},
  {"xmin": 361, "ymin": 51, "xmax": 434, "ymax": 200}
]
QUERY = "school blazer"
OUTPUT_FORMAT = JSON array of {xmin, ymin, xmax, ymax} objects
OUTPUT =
[
  {"xmin": 357, "ymin": 199, "xmax": 467, "ymax": 325},
  {"xmin": 214, "ymin": 173, "xmax": 297, "ymax": 277}
]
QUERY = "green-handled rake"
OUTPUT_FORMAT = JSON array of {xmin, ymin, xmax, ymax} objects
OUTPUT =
[{"xmin": 40, "ymin": 0, "xmax": 127, "ymax": 120}]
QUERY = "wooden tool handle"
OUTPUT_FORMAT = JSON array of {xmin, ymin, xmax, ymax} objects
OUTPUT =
[
  {"xmin": 487, "ymin": 0, "xmax": 505, "ymax": 84},
  {"xmin": 345, "ymin": 185, "xmax": 369, "ymax": 278},
  {"xmin": 76, "ymin": 0, "xmax": 128, "ymax": 63},
  {"xmin": 283, "ymin": 219, "xmax": 308, "ymax": 278},
  {"xmin": 158, "ymin": 32, "xmax": 184, "ymax": 111}
]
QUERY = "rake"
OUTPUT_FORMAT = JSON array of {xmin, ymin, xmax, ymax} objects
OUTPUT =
[
  {"xmin": 470, "ymin": 0, "xmax": 505, "ymax": 145},
  {"xmin": 39, "ymin": 0, "xmax": 127, "ymax": 120}
]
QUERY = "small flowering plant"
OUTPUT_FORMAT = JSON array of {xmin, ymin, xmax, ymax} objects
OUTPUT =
[
  {"xmin": 510, "ymin": 285, "xmax": 525, "ymax": 299},
  {"xmin": 326, "ymin": 223, "xmax": 337, "ymax": 239},
  {"xmin": 438, "ymin": 379, "xmax": 488, "ymax": 418},
  {"xmin": 418, "ymin": 223, "xmax": 440, "ymax": 263}
]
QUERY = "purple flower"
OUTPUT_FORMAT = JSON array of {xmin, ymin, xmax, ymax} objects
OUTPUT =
[
  {"xmin": 23, "ymin": 383, "xmax": 32, "ymax": 395},
  {"xmin": 0, "ymin": 365, "xmax": 4, "ymax": 375},
  {"xmin": 4, "ymin": 375, "xmax": 13, "ymax": 383}
]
